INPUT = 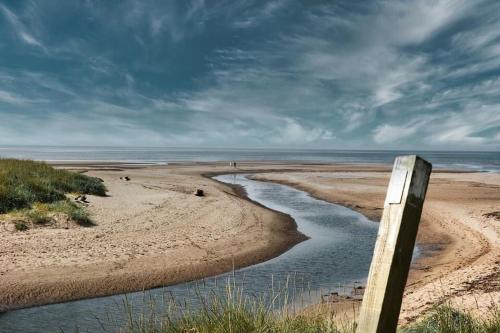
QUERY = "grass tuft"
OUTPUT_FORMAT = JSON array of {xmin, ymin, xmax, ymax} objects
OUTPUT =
[
  {"xmin": 116, "ymin": 278, "xmax": 354, "ymax": 333},
  {"xmin": 26, "ymin": 203, "xmax": 51, "ymax": 224},
  {"xmin": 0, "ymin": 159, "xmax": 104, "ymax": 227},
  {"xmin": 0, "ymin": 159, "xmax": 106, "ymax": 214},
  {"xmin": 48, "ymin": 200, "xmax": 94, "ymax": 226},
  {"xmin": 112, "ymin": 279, "xmax": 499, "ymax": 333},
  {"xmin": 402, "ymin": 305, "xmax": 500, "ymax": 333},
  {"xmin": 14, "ymin": 221, "xmax": 28, "ymax": 231}
]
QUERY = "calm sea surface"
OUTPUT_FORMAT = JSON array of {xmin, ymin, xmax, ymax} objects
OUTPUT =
[{"xmin": 0, "ymin": 146, "xmax": 499, "ymax": 172}]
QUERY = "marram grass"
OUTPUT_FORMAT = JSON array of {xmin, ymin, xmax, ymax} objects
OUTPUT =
[
  {"xmin": 117, "ymin": 279, "xmax": 354, "ymax": 333},
  {"xmin": 401, "ymin": 304, "xmax": 500, "ymax": 333},
  {"xmin": 0, "ymin": 158, "xmax": 106, "ymax": 224},
  {"xmin": 26, "ymin": 200, "xmax": 95, "ymax": 226},
  {"xmin": 112, "ymin": 278, "xmax": 499, "ymax": 333}
]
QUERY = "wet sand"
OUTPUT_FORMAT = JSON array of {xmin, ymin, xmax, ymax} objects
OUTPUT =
[{"xmin": 0, "ymin": 162, "xmax": 498, "ymax": 323}]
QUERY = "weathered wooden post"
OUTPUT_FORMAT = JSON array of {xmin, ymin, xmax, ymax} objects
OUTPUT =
[{"xmin": 357, "ymin": 155, "xmax": 432, "ymax": 333}]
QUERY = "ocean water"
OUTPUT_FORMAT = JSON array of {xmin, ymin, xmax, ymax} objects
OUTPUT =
[{"xmin": 0, "ymin": 146, "xmax": 499, "ymax": 172}]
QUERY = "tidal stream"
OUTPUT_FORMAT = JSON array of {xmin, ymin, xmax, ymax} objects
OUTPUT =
[{"xmin": 0, "ymin": 174, "xmax": 379, "ymax": 332}]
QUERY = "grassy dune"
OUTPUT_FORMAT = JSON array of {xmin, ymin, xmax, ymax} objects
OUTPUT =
[{"xmin": 0, "ymin": 159, "xmax": 106, "ymax": 227}]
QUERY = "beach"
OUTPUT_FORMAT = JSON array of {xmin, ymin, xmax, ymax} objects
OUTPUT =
[
  {"xmin": 252, "ymin": 168, "xmax": 500, "ymax": 322},
  {"xmin": 0, "ymin": 162, "xmax": 498, "ymax": 323}
]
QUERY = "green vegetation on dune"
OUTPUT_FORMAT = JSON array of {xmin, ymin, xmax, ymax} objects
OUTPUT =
[
  {"xmin": 0, "ymin": 159, "xmax": 106, "ymax": 226},
  {"xmin": 26, "ymin": 201, "xmax": 94, "ymax": 226},
  {"xmin": 401, "ymin": 305, "xmax": 500, "ymax": 333},
  {"xmin": 116, "ymin": 280, "xmax": 499, "ymax": 333},
  {"xmin": 119, "ymin": 289, "xmax": 354, "ymax": 333},
  {"xmin": 120, "ymin": 303, "xmax": 499, "ymax": 333}
]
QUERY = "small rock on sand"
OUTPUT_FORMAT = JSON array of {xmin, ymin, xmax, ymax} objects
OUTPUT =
[{"xmin": 483, "ymin": 211, "xmax": 500, "ymax": 220}]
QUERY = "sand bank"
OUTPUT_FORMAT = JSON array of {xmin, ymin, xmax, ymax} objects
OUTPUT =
[
  {"xmin": 0, "ymin": 163, "xmax": 305, "ymax": 311},
  {"xmin": 252, "ymin": 169, "xmax": 500, "ymax": 322}
]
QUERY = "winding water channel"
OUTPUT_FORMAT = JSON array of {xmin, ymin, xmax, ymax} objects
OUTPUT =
[{"xmin": 0, "ymin": 174, "xmax": 379, "ymax": 332}]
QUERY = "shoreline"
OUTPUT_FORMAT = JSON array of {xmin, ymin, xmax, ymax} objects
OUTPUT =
[
  {"xmin": 251, "ymin": 169, "xmax": 500, "ymax": 322},
  {"xmin": 0, "ymin": 162, "xmax": 498, "ymax": 323},
  {"xmin": 0, "ymin": 164, "xmax": 306, "ymax": 312}
]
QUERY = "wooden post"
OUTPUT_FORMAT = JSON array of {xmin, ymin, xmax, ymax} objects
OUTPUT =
[{"xmin": 357, "ymin": 155, "xmax": 432, "ymax": 333}]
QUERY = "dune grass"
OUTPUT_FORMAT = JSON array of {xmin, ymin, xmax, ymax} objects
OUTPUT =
[
  {"xmin": 401, "ymin": 305, "xmax": 500, "ymax": 333},
  {"xmin": 0, "ymin": 159, "xmax": 105, "ymax": 225},
  {"xmin": 114, "ymin": 278, "xmax": 499, "ymax": 333},
  {"xmin": 118, "ymin": 280, "xmax": 355, "ymax": 333},
  {"xmin": 26, "ymin": 201, "xmax": 94, "ymax": 226},
  {"xmin": 119, "ymin": 300, "xmax": 499, "ymax": 333}
]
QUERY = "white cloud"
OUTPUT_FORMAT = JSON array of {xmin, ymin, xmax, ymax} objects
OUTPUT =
[
  {"xmin": 0, "ymin": 90, "xmax": 30, "ymax": 105},
  {"xmin": 379, "ymin": 0, "xmax": 470, "ymax": 45},
  {"xmin": 434, "ymin": 125, "xmax": 486, "ymax": 145},
  {"xmin": 271, "ymin": 118, "xmax": 333, "ymax": 144},
  {"xmin": 232, "ymin": 0, "xmax": 288, "ymax": 28},
  {"xmin": 0, "ymin": 4, "xmax": 45, "ymax": 50},
  {"xmin": 19, "ymin": 31, "xmax": 43, "ymax": 48},
  {"xmin": 373, "ymin": 105, "xmax": 500, "ymax": 147},
  {"xmin": 450, "ymin": 2, "xmax": 500, "ymax": 58},
  {"xmin": 428, "ymin": 105, "xmax": 500, "ymax": 145},
  {"xmin": 373, "ymin": 124, "xmax": 418, "ymax": 144}
]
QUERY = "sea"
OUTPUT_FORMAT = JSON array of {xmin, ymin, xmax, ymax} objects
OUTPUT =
[{"xmin": 0, "ymin": 146, "xmax": 498, "ymax": 172}]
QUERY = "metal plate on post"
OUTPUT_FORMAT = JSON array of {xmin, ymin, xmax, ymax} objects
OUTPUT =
[{"xmin": 385, "ymin": 169, "xmax": 407, "ymax": 205}]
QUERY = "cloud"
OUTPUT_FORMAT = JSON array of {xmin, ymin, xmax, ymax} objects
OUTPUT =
[
  {"xmin": 84, "ymin": 0, "xmax": 209, "ymax": 43},
  {"xmin": 429, "ymin": 105, "xmax": 500, "ymax": 145},
  {"xmin": 0, "ymin": 0, "xmax": 499, "ymax": 149},
  {"xmin": 0, "ymin": 89, "xmax": 31, "ymax": 105},
  {"xmin": 271, "ymin": 118, "xmax": 333, "ymax": 144},
  {"xmin": 373, "ymin": 105, "xmax": 500, "ymax": 147},
  {"xmin": 147, "ymin": 0, "xmax": 207, "ymax": 41},
  {"xmin": 373, "ymin": 124, "xmax": 418, "ymax": 144},
  {"xmin": 434, "ymin": 126, "xmax": 486, "ymax": 145},
  {"xmin": 153, "ymin": 0, "xmax": 500, "ymax": 148},
  {"xmin": 232, "ymin": 0, "xmax": 289, "ymax": 28},
  {"xmin": 0, "ymin": 3, "xmax": 45, "ymax": 49}
]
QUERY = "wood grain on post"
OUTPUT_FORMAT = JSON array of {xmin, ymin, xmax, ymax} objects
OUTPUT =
[{"xmin": 357, "ymin": 155, "xmax": 432, "ymax": 333}]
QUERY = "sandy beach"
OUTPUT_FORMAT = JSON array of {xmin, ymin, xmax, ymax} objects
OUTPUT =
[
  {"xmin": 0, "ymin": 162, "xmax": 498, "ymax": 323},
  {"xmin": 252, "ymin": 168, "xmax": 500, "ymax": 322},
  {"xmin": 0, "ymin": 163, "xmax": 306, "ymax": 311}
]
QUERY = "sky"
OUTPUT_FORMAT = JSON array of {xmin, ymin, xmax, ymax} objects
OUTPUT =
[{"xmin": 0, "ymin": 0, "xmax": 499, "ymax": 150}]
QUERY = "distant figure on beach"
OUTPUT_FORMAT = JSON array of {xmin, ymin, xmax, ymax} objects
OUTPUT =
[{"xmin": 229, "ymin": 161, "xmax": 237, "ymax": 168}]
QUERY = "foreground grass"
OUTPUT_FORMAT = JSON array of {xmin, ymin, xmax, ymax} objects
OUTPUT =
[
  {"xmin": 115, "ymin": 280, "xmax": 499, "ymax": 333},
  {"xmin": 119, "ymin": 289, "xmax": 354, "ymax": 333},
  {"xmin": 402, "ymin": 305, "xmax": 500, "ymax": 333},
  {"xmin": 0, "ymin": 159, "xmax": 106, "ymax": 226},
  {"xmin": 120, "ymin": 304, "xmax": 499, "ymax": 333}
]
